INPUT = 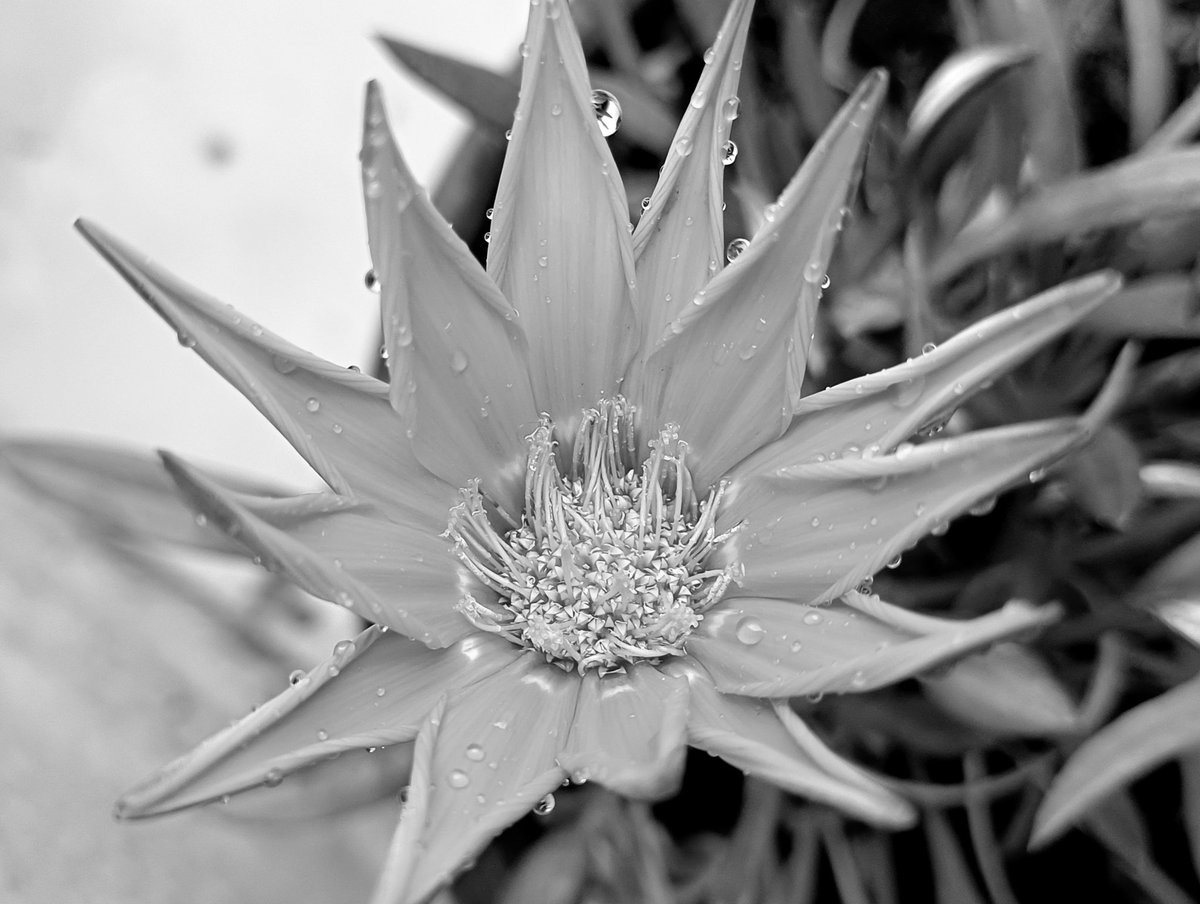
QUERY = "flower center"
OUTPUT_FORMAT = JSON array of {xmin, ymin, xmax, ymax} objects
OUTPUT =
[{"xmin": 447, "ymin": 397, "xmax": 740, "ymax": 674}]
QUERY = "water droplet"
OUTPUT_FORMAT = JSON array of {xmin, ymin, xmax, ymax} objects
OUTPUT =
[
  {"xmin": 331, "ymin": 423, "xmax": 343, "ymax": 435},
  {"xmin": 332, "ymin": 639, "xmax": 355, "ymax": 658},
  {"xmin": 640, "ymin": 197, "xmax": 651, "ymax": 212},
  {"xmin": 1029, "ymin": 467, "xmax": 1048, "ymax": 483},
  {"xmin": 505, "ymin": 128, "xmax": 513, "ymax": 141},
  {"xmin": 177, "ymin": 333, "xmax": 196, "ymax": 348},
  {"xmin": 722, "ymin": 96, "xmax": 740, "ymax": 121},
  {"xmin": 591, "ymin": 89, "xmax": 622, "ymax": 137},
  {"xmin": 485, "ymin": 207, "xmax": 494, "ymax": 220},
  {"xmin": 305, "ymin": 397, "xmax": 320, "ymax": 413},
  {"xmin": 726, "ymin": 238, "xmax": 749, "ymax": 262},
  {"xmin": 894, "ymin": 442, "xmax": 915, "ymax": 460},
  {"xmin": 465, "ymin": 744, "xmax": 485, "ymax": 762},
  {"xmin": 703, "ymin": 46, "xmax": 715, "ymax": 64},
  {"xmin": 550, "ymin": 103, "xmax": 562, "ymax": 117},
  {"xmin": 483, "ymin": 231, "xmax": 491, "ymax": 243},
  {"xmin": 803, "ymin": 611, "xmax": 823, "ymax": 626},
  {"xmin": 316, "ymin": 729, "xmax": 329, "ymax": 741},
  {"xmin": 969, "ymin": 496, "xmax": 997, "ymax": 516},
  {"xmin": 534, "ymin": 792, "xmax": 556, "ymax": 815},
  {"xmin": 674, "ymin": 136, "xmax": 694, "ymax": 157},
  {"xmin": 921, "ymin": 341, "xmax": 938, "ymax": 355},
  {"xmin": 194, "ymin": 513, "xmax": 208, "ymax": 527},
  {"xmin": 448, "ymin": 769, "xmax": 470, "ymax": 789},
  {"xmin": 364, "ymin": 269, "xmax": 380, "ymax": 292},
  {"xmin": 720, "ymin": 139, "xmax": 738, "ymax": 166},
  {"xmin": 803, "ymin": 261, "xmax": 824, "ymax": 284},
  {"xmin": 288, "ymin": 669, "xmax": 306, "ymax": 686},
  {"xmin": 519, "ymin": 42, "xmax": 529, "ymax": 58},
  {"xmin": 886, "ymin": 554, "xmax": 902, "ymax": 569},
  {"xmin": 450, "ymin": 349, "xmax": 469, "ymax": 374},
  {"xmin": 271, "ymin": 355, "xmax": 297, "ymax": 375},
  {"xmin": 734, "ymin": 616, "xmax": 765, "ymax": 645},
  {"xmin": 810, "ymin": 517, "xmax": 820, "ymax": 528},
  {"xmin": 264, "ymin": 768, "xmax": 283, "ymax": 787},
  {"xmin": 689, "ymin": 87, "xmax": 707, "ymax": 109},
  {"xmin": 376, "ymin": 686, "xmax": 387, "ymax": 697},
  {"xmin": 790, "ymin": 640, "xmax": 803, "ymax": 653}
]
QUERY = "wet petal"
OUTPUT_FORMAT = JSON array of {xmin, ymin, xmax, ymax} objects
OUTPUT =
[
  {"xmin": 640, "ymin": 73, "xmax": 887, "ymax": 488},
  {"xmin": 74, "ymin": 219, "xmax": 452, "ymax": 526},
  {"xmin": 485, "ymin": 0, "xmax": 637, "ymax": 428},
  {"xmin": 628, "ymin": 0, "xmax": 754, "ymax": 359},
  {"xmin": 663, "ymin": 661, "xmax": 914, "ymax": 827},
  {"xmin": 362, "ymin": 84, "xmax": 538, "ymax": 516},
  {"xmin": 161, "ymin": 453, "xmax": 473, "ymax": 647},
  {"xmin": 557, "ymin": 667, "xmax": 689, "ymax": 799},
  {"xmin": 719, "ymin": 419, "xmax": 1093, "ymax": 602},
  {"xmin": 688, "ymin": 594, "xmax": 1059, "ymax": 697},
  {"xmin": 373, "ymin": 653, "xmax": 578, "ymax": 904},
  {"xmin": 116, "ymin": 626, "xmax": 521, "ymax": 817},
  {"xmin": 737, "ymin": 272, "xmax": 1122, "ymax": 474}
]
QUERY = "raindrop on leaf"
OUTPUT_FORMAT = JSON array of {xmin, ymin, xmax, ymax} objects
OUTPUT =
[
  {"xmin": 591, "ymin": 89, "xmax": 622, "ymax": 137},
  {"xmin": 534, "ymin": 792, "xmax": 556, "ymax": 816}
]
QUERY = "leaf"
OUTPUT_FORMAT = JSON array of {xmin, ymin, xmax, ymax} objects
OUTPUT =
[
  {"xmin": 1063, "ymin": 425, "xmax": 1143, "ymax": 528},
  {"xmin": 1031, "ymin": 671, "xmax": 1200, "ymax": 846},
  {"xmin": 1083, "ymin": 274, "xmax": 1200, "ymax": 339}
]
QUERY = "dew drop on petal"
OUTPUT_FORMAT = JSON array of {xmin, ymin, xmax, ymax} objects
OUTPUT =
[
  {"xmin": 485, "ymin": 207, "xmax": 494, "ymax": 220},
  {"xmin": 177, "ymin": 333, "xmax": 196, "ymax": 348},
  {"xmin": 448, "ymin": 769, "xmax": 470, "ymax": 789},
  {"xmin": 735, "ymin": 616, "xmax": 765, "ymax": 646},
  {"xmin": 591, "ymin": 89, "xmax": 622, "ymax": 137},
  {"xmin": 450, "ymin": 349, "xmax": 469, "ymax": 374},
  {"xmin": 675, "ymin": 135, "xmax": 694, "ymax": 157},
  {"xmin": 803, "ymin": 611, "xmax": 823, "ymax": 626},
  {"xmin": 640, "ymin": 197, "xmax": 652, "ymax": 212},
  {"xmin": 921, "ymin": 341, "xmax": 938, "ymax": 355},
  {"xmin": 720, "ymin": 139, "xmax": 738, "ymax": 165},
  {"xmin": 703, "ymin": 46, "xmax": 715, "ymax": 64},
  {"xmin": 1029, "ymin": 467, "xmax": 1048, "ymax": 483},
  {"xmin": 505, "ymin": 128, "xmax": 513, "ymax": 141},
  {"xmin": 305, "ymin": 397, "xmax": 320, "ymax": 413},
  {"xmin": 376, "ymin": 686, "xmax": 387, "ymax": 697},
  {"xmin": 550, "ymin": 103, "xmax": 562, "ymax": 117},
  {"xmin": 364, "ymin": 269, "xmax": 380, "ymax": 293},
  {"xmin": 810, "ymin": 516, "xmax": 821, "ymax": 528},
  {"xmin": 789, "ymin": 640, "xmax": 803, "ymax": 653},
  {"xmin": 288, "ymin": 669, "xmax": 306, "ymax": 686},
  {"xmin": 803, "ymin": 261, "xmax": 824, "ymax": 284},
  {"xmin": 331, "ymin": 423, "xmax": 343, "ymax": 435},
  {"xmin": 886, "ymin": 554, "xmax": 903, "ymax": 569},
  {"xmin": 722, "ymin": 96, "xmax": 740, "ymax": 121},
  {"xmin": 726, "ymin": 238, "xmax": 749, "ymax": 262},
  {"xmin": 689, "ymin": 86, "xmax": 707, "ymax": 109},
  {"xmin": 534, "ymin": 792, "xmax": 556, "ymax": 815},
  {"xmin": 316, "ymin": 729, "xmax": 329, "ymax": 741},
  {"xmin": 894, "ymin": 442, "xmax": 915, "ymax": 460},
  {"xmin": 465, "ymin": 744, "xmax": 485, "ymax": 762},
  {"xmin": 264, "ymin": 769, "xmax": 283, "ymax": 787},
  {"xmin": 272, "ymin": 355, "xmax": 297, "ymax": 375}
]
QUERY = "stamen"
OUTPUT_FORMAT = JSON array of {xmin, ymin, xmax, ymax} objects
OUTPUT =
[{"xmin": 446, "ymin": 397, "xmax": 738, "ymax": 673}]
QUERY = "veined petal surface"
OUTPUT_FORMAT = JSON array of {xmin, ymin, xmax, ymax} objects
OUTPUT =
[
  {"xmin": 718, "ymin": 419, "xmax": 1087, "ymax": 602},
  {"xmin": 485, "ymin": 0, "xmax": 637, "ymax": 429},
  {"xmin": 374, "ymin": 653, "xmax": 578, "ymax": 904},
  {"xmin": 557, "ymin": 667, "xmax": 689, "ymax": 799},
  {"xmin": 664, "ymin": 661, "xmax": 914, "ymax": 828},
  {"xmin": 737, "ymin": 272, "xmax": 1122, "ymax": 474},
  {"xmin": 74, "ymin": 219, "xmax": 453, "ymax": 528},
  {"xmin": 116, "ymin": 626, "xmax": 521, "ymax": 817},
  {"xmin": 629, "ymin": 0, "xmax": 754, "ymax": 356},
  {"xmin": 688, "ymin": 595, "xmax": 1059, "ymax": 697},
  {"xmin": 162, "ymin": 454, "xmax": 474, "ymax": 647},
  {"xmin": 362, "ymin": 83, "xmax": 538, "ymax": 517},
  {"xmin": 640, "ymin": 72, "xmax": 887, "ymax": 489}
]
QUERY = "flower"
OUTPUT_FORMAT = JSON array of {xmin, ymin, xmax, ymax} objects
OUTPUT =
[{"xmin": 76, "ymin": 0, "xmax": 1130, "ymax": 901}]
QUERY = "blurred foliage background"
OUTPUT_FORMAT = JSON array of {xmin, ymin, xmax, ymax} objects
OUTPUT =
[{"xmin": 5, "ymin": 0, "xmax": 1200, "ymax": 902}]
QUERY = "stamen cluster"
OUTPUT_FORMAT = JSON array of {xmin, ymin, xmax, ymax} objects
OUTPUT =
[{"xmin": 447, "ymin": 398, "xmax": 739, "ymax": 673}]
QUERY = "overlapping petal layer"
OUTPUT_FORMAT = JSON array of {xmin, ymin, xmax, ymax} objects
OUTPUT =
[
  {"xmin": 629, "ymin": 0, "xmax": 753, "ymax": 355},
  {"xmin": 665, "ymin": 661, "xmax": 914, "ymax": 828},
  {"xmin": 361, "ymin": 83, "xmax": 538, "ymax": 517},
  {"xmin": 485, "ymin": 0, "xmax": 637, "ymax": 429},
  {"xmin": 375, "ymin": 653, "xmax": 579, "ymax": 904},
  {"xmin": 161, "ymin": 455, "xmax": 474, "ymax": 647},
  {"xmin": 688, "ymin": 594, "xmax": 1059, "ymax": 697},
  {"xmin": 737, "ymin": 271, "xmax": 1121, "ymax": 475},
  {"xmin": 557, "ymin": 668, "xmax": 689, "ymax": 799},
  {"xmin": 717, "ymin": 419, "xmax": 1089, "ymax": 602},
  {"xmin": 74, "ymin": 220, "xmax": 452, "ymax": 528},
  {"xmin": 639, "ymin": 72, "xmax": 887, "ymax": 489},
  {"xmin": 116, "ymin": 626, "xmax": 521, "ymax": 817}
]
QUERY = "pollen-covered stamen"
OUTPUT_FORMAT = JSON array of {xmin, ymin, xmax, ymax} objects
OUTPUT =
[{"xmin": 446, "ymin": 397, "xmax": 741, "ymax": 673}]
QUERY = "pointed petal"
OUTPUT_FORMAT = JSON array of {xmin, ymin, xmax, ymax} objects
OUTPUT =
[
  {"xmin": 1032, "ymin": 671, "xmax": 1200, "ymax": 847},
  {"xmin": 557, "ymin": 667, "xmax": 689, "ymax": 799},
  {"xmin": 116, "ymin": 625, "xmax": 521, "ymax": 817},
  {"xmin": 687, "ymin": 594, "xmax": 1059, "ymax": 697},
  {"xmin": 664, "ymin": 661, "xmax": 914, "ymax": 828},
  {"xmin": 485, "ymin": 0, "xmax": 637, "ymax": 426},
  {"xmin": 74, "ymin": 219, "xmax": 452, "ymax": 526},
  {"xmin": 362, "ymin": 84, "xmax": 538, "ymax": 516},
  {"xmin": 628, "ymin": 0, "xmax": 754, "ymax": 355},
  {"xmin": 718, "ymin": 419, "xmax": 1092, "ymax": 603},
  {"xmin": 640, "ymin": 73, "xmax": 887, "ymax": 488},
  {"xmin": 737, "ymin": 272, "xmax": 1122, "ymax": 474},
  {"xmin": 376, "ymin": 653, "xmax": 579, "ymax": 904},
  {"xmin": 161, "ymin": 453, "xmax": 472, "ymax": 647}
]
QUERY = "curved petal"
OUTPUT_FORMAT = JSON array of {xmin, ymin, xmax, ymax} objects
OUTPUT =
[
  {"xmin": 687, "ymin": 595, "xmax": 1059, "ymax": 697},
  {"xmin": 639, "ymin": 72, "xmax": 887, "ymax": 489},
  {"xmin": 74, "ymin": 219, "xmax": 453, "ymax": 527},
  {"xmin": 485, "ymin": 0, "xmax": 637, "ymax": 428},
  {"xmin": 362, "ymin": 83, "xmax": 539, "ymax": 516},
  {"xmin": 161, "ymin": 453, "xmax": 473, "ymax": 647},
  {"xmin": 116, "ymin": 625, "xmax": 521, "ymax": 817},
  {"xmin": 663, "ymin": 660, "xmax": 914, "ymax": 828},
  {"xmin": 628, "ymin": 0, "xmax": 754, "ymax": 359},
  {"xmin": 717, "ymin": 419, "xmax": 1090, "ymax": 603},
  {"xmin": 373, "ymin": 653, "xmax": 579, "ymax": 904},
  {"xmin": 736, "ymin": 271, "xmax": 1122, "ymax": 475},
  {"xmin": 557, "ymin": 667, "xmax": 689, "ymax": 799}
]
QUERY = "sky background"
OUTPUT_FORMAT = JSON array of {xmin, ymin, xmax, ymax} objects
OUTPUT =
[{"xmin": 1, "ymin": 0, "xmax": 527, "ymax": 488}]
